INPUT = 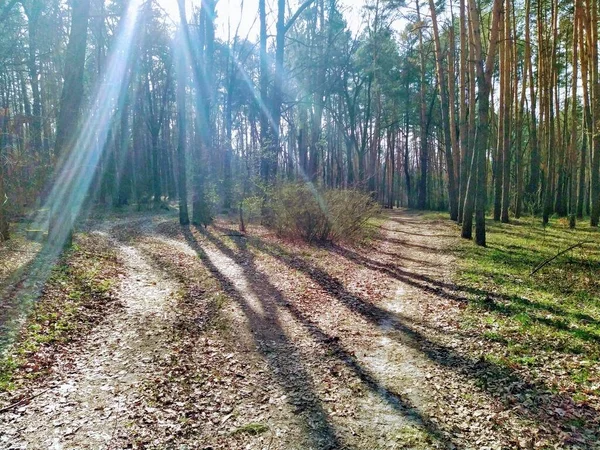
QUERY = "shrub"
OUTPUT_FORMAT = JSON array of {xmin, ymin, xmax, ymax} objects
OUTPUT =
[
  {"xmin": 269, "ymin": 183, "xmax": 380, "ymax": 243},
  {"xmin": 240, "ymin": 196, "xmax": 264, "ymax": 223}
]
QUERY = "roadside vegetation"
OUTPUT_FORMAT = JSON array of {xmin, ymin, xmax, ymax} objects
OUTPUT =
[
  {"xmin": 266, "ymin": 184, "xmax": 381, "ymax": 243},
  {"xmin": 0, "ymin": 234, "xmax": 120, "ymax": 397},
  {"xmin": 454, "ymin": 216, "xmax": 600, "ymax": 438}
]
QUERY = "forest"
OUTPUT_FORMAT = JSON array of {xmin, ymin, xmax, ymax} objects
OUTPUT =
[{"xmin": 0, "ymin": 0, "xmax": 599, "ymax": 448}]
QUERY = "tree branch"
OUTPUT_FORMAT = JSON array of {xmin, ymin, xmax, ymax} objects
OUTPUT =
[
  {"xmin": 530, "ymin": 241, "xmax": 591, "ymax": 276},
  {"xmin": 284, "ymin": 0, "xmax": 316, "ymax": 35}
]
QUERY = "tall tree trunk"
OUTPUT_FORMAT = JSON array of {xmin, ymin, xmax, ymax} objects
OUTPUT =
[
  {"xmin": 24, "ymin": 0, "xmax": 43, "ymax": 156},
  {"xmin": 259, "ymin": 0, "xmax": 270, "ymax": 183},
  {"xmin": 578, "ymin": 7, "xmax": 592, "ymax": 218},
  {"xmin": 514, "ymin": 4, "xmax": 526, "ymax": 219},
  {"xmin": 461, "ymin": 38, "xmax": 478, "ymax": 238},
  {"xmin": 569, "ymin": 0, "xmax": 580, "ymax": 225},
  {"xmin": 185, "ymin": 0, "xmax": 213, "ymax": 226},
  {"xmin": 500, "ymin": 0, "xmax": 512, "ymax": 223},
  {"xmin": 590, "ymin": 0, "xmax": 600, "ymax": 226},
  {"xmin": 525, "ymin": 0, "xmax": 540, "ymax": 204},
  {"xmin": 174, "ymin": 22, "xmax": 189, "ymax": 225},
  {"xmin": 542, "ymin": 0, "xmax": 559, "ymax": 225},
  {"xmin": 223, "ymin": 38, "xmax": 235, "ymax": 211},
  {"xmin": 0, "ymin": 147, "xmax": 7, "ymax": 241},
  {"xmin": 469, "ymin": 0, "xmax": 502, "ymax": 246},
  {"xmin": 428, "ymin": 0, "xmax": 458, "ymax": 220},
  {"xmin": 458, "ymin": 0, "xmax": 470, "ymax": 223},
  {"xmin": 48, "ymin": 0, "xmax": 90, "ymax": 247},
  {"xmin": 270, "ymin": 0, "xmax": 286, "ymax": 181},
  {"xmin": 416, "ymin": 0, "xmax": 428, "ymax": 210}
]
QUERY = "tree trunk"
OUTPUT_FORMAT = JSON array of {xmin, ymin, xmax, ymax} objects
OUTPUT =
[
  {"xmin": 0, "ymin": 152, "xmax": 8, "ymax": 241},
  {"xmin": 416, "ymin": 0, "xmax": 428, "ymax": 210},
  {"xmin": 428, "ymin": 0, "xmax": 458, "ymax": 220},
  {"xmin": 500, "ymin": 0, "xmax": 512, "ymax": 223},
  {"xmin": 24, "ymin": 0, "xmax": 43, "ymax": 156},
  {"xmin": 590, "ymin": 0, "xmax": 600, "ymax": 226},
  {"xmin": 174, "ymin": 23, "xmax": 189, "ymax": 225},
  {"xmin": 48, "ymin": 0, "xmax": 90, "ymax": 247},
  {"xmin": 458, "ymin": 0, "xmax": 469, "ymax": 223},
  {"xmin": 470, "ymin": 0, "xmax": 502, "ymax": 246},
  {"xmin": 259, "ymin": 0, "xmax": 270, "ymax": 183}
]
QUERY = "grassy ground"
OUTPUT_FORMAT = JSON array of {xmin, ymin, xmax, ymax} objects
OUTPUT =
[
  {"xmin": 454, "ymin": 216, "xmax": 600, "ymax": 405},
  {"xmin": 0, "ymin": 234, "xmax": 121, "ymax": 395}
]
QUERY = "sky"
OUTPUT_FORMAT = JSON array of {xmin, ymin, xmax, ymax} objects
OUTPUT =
[{"xmin": 156, "ymin": 0, "xmax": 367, "ymax": 38}]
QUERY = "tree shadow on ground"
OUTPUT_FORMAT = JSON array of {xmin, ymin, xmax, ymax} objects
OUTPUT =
[
  {"xmin": 371, "ymin": 236, "xmax": 444, "ymax": 254},
  {"xmin": 227, "ymin": 229, "xmax": 600, "ymax": 446},
  {"xmin": 374, "ymin": 249, "xmax": 437, "ymax": 267},
  {"xmin": 0, "ymin": 245, "xmax": 59, "ymax": 354},
  {"xmin": 379, "ymin": 226, "xmax": 457, "ymax": 238},
  {"xmin": 181, "ymin": 226, "xmax": 455, "ymax": 449},
  {"xmin": 329, "ymin": 244, "xmax": 600, "ymax": 334},
  {"xmin": 181, "ymin": 226, "xmax": 346, "ymax": 450}
]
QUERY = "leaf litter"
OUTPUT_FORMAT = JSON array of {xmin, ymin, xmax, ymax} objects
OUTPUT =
[{"xmin": 0, "ymin": 210, "xmax": 598, "ymax": 449}]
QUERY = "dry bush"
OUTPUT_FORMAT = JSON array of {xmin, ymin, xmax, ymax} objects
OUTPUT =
[{"xmin": 270, "ymin": 183, "xmax": 380, "ymax": 243}]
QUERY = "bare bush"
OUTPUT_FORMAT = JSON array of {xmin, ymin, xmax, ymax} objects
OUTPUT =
[{"xmin": 269, "ymin": 183, "xmax": 380, "ymax": 243}]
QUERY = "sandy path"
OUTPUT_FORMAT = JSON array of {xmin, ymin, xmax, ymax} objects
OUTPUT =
[
  {"xmin": 0, "ymin": 236, "xmax": 180, "ymax": 450},
  {"xmin": 1, "ymin": 210, "xmax": 537, "ymax": 449},
  {"xmin": 138, "ymin": 213, "xmax": 457, "ymax": 448}
]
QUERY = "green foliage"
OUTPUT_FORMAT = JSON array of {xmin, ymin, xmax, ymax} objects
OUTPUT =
[
  {"xmin": 269, "ymin": 183, "xmax": 380, "ymax": 243},
  {"xmin": 0, "ymin": 237, "xmax": 118, "ymax": 393},
  {"xmin": 240, "ymin": 196, "xmax": 264, "ymax": 224},
  {"xmin": 455, "ymin": 217, "xmax": 600, "ymax": 397}
]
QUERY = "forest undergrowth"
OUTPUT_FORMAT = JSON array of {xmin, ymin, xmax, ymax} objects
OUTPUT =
[
  {"xmin": 0, "ymin": 210, "xmax": 599, "ymax": 449},
  {"xmin": 452, "ymin": 216, "xmax": 600, "ymax": 442}
]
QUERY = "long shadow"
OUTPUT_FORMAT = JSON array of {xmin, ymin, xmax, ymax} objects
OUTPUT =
[
  {"xmin": 379, "ymin": 226, "xmax": 457, "ymax": 238},
  {"xmin": 181, "ymin": 226, "xmax": 346, "ymax": 450},
  {"xmin": 0, "ymin": 244, "xmax": 60, "ymax": 354},
  {"xmin": 213, "ymin": 223, "xmax": 600, "ymax": 335},
  {"xmin": 478, "ymin": 239, "xmax": 600, "ymax": 273},
  {"xmin": 386, "ymin": 216, "xmax": 432, "ymax": 226},
  {"xmin": 369, "ymin": 249, "xmax": 437, "ymax": 267},
  {"xmin": 234, "ymin": 231, "xmax": 600, "ymax": 444},
  {"xmin": 185, "ymin": 226, "xmax": 455, "ymax": 448},
  {"xmin": 383, "ymin": 212, "xmax": 600, "ymax": 325},
  {"xmin": 329, "ymin": 244, "xmax": 600, "ymax": 332},
  {"xmin": 372, "ymin": 236, "xmax": 443, "ymax": 254}
]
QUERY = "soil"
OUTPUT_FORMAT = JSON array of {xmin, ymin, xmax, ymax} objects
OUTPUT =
[{"xmin": 0, "ymin": 210, "xmax": 593, "ymax": 449}]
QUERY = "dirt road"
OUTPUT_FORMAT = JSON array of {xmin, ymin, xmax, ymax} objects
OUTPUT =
[{"xmin": 0, "ymin": 211, "xmax": 558, "ymax": 449}]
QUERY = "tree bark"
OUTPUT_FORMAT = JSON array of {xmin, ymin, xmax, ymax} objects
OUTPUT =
[
  {"xmin": 590, "ymin": 0, "xmax": 600, "ymax": 226},
  {"xmin": 428, "ymin": 0, "xmax": 458, "ymax": 221},
  {"xmin": 416, "ymin": 0, "xmax": 428, "ymax": 210},
  {"xmin": 500, "ymin": 0, "xmax": 512, "ymax": 223},
  {"xmin": 48, "ymin": 0, "xmax": 90, "ymax": 247},
  {"xmin": 469, "ymin": 0, "xmax": 502, "ymax": 246}
]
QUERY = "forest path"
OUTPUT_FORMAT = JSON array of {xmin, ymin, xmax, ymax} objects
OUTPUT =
[
  {"xmin": 0, "ymin": 224, "xmax": 182, "ymax": 449},
  {"xmin": 1, "ymin": 210, "xmax": 533, "ymax": 449},
  {"xmin": 118, "ymin": 209, "xmax": 528, "ymax": 449}
]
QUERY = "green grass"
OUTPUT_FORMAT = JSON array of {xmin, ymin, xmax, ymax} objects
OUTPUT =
[
  {"xmin": 231, "ymin": 422, "xmax": 269, "ymax": 436},
  {"xmin": 0, "ymin": 237, "xmax": 118, "ymax": 393},
  {"xmin": 455, "ymin": 216, "xmax": 600, "ymax": 390},
  {"xmin": 420, "ymin": 211, "xmax": 450, "ymax": 221}
]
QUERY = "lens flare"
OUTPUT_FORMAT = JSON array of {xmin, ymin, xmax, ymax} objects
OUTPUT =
[{"xmin": 0, "ymin": 0, "xmax": 144, "ymax": 355}]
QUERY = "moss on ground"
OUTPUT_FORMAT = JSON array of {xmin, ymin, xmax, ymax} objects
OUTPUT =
[
  {"xmin": 454, "ymin": 216, "xmax": 600, "ymax": 399},
  {"xmin": 0, "ymin": 235, "xmax": 121, "ymax": 393}
]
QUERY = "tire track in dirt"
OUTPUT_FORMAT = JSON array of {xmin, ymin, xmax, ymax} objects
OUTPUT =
[
  {"xmin": 0, "ymin": 234, "xmax": 180, "ymax": 450},
  {"xmin": 147, "ymin": 220, "xmax": 453, "ymax": 449}
]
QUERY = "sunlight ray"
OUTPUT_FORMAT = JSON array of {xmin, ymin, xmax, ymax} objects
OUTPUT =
[
  {"xmin": 35, "ymin": 0, "xmax": 144, "ymax": 251},
  {"xmin": 0, "ymin": 0, "xmax": 145, "ymax": 354}
]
